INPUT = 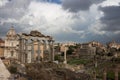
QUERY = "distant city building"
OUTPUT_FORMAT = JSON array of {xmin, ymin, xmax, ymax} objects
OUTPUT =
[
  {"xmin": 0, "ymin": 38, "xmax": 5, "ymax": 57},
  {"xmin": 61, "ymin": 42, "xmax": 76, "ymax": 46},
  {"xmin": 79, "ymin": 42, "xmax": 96, "ymax": 57},
  {"xmin": 107, "ymin": 41, "xmax": 120, "ymax": 58},
  {"xmin": 89, "ymin": 41, "xmax": 103, "ymax": 47},
  {"xmin": 4, "ymin": 27, "xmax": 19, "ymax": 59},
  {"xmin": 107, "ymin": 41, "xmax": 120, "ymax": 49},
  {"xmin": 59, "ymin": 44, "xmax": 68, "ymax": 54},
  {"xmin": 75, "ymin": 41, "xmax": 104, "ymax": 58},
  {"xmin": 59, "ymin": 42, "xmax": 76, "ymax": 53}
]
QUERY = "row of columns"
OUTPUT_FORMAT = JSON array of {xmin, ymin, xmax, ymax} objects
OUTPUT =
[
  {"xmin": 17, "ymin": 32, "xmax": 55, "ymax": 63},
  {"xmin": 19, "ymin": 37, "xmax": 55, "ymax": 63},
  {"xmin": 19, "ymin": 38, "xmax": 28, "ymax": 63},
  {"xmin": 31, "ymin": 39, "xmax": 55, "ymax": 62},
  {"xmin": 18, "ymin": 34, "xmax": 69, "ymax": 64},
  {"xmin": 31, "ymin": 39, "xmax": 44, "ymax": 62}
]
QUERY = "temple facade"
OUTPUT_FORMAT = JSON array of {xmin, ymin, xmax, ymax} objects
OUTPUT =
[
  {"xmin": 4, "ymin": 27, "xmax": 19, "ymax": 59},
  {"xmin": 3, "ymin": 27, "xmax": 55, "ymax": 63},
  {"xmin": 17, "ymin": 30, "xmax": 55, "ymax": 63}
]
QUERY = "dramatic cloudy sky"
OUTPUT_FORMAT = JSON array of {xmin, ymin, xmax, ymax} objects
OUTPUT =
[{"xmin": 0, "ymin": 0, "xmax": 120, "ymax": 43}]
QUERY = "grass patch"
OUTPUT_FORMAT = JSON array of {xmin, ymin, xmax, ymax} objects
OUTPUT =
[
  {"xmin": 107, "ymin": 71, "xmax": 115, "ymax": 80},
  {"xmin": 68, "ymin": 59, "xmax": 91, "ymax": 65}
]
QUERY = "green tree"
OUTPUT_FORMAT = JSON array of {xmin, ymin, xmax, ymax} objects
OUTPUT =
[
  {"xmin": 96, "ymin": 47, "xmax": 105, "ymax": 56},
  {"xmin": 8, "ymin": 66, "xmax": 17, "ymax": 74}
]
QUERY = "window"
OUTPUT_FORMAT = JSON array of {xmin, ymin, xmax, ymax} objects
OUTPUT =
[{"xmin": 11, "ymin": 51, "xmax": 14, "ymax": 56}]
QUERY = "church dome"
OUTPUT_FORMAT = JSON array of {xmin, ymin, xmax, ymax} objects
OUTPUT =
[{"xmin": 6, "ymin": 26, "xmax": 17, "ymax": 39}]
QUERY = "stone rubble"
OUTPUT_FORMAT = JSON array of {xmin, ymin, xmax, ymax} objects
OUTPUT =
[{"xmin": 0, "ymin": 58, "xmax": 11, "ymax": 80}]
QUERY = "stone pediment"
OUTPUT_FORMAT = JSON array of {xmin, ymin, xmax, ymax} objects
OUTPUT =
[
  {"xmin": 20, "ymin": 30, "xmax": 54, "ymax": 40},
  {"xmin": 30, "ymin": 30, "xmax": 45, "ymax": 37},
  {"xmin": 46, "ymin": 36, "xmax": 53, "ymax": 40},
  {"xmin": 22, "ymin": 33, "xmax": 29, "ymax": 36}
]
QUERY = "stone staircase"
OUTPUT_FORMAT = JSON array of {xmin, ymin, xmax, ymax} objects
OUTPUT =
[{"xmin": 0, "ymin": 58, "xmax": 11, "ymax": 80}]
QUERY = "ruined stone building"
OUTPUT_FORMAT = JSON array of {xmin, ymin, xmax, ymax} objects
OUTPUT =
[
  {"xmin": 17, "ymin": 30, "xmax": 55, "ymax": 63},
  {"xmin": 107, "ymin": 41, "xmax": 120, "ymax": 49},
  {"xmin": 89, "ymin": 41, "xmax": 103, "ymax": 47},
  {"xmin": 0, "ymin": 38, "xmax": 5, "ymax": 57},
  {"xmin": 4, "ymin": 27, "xmax": 19, "ymax": 59},
  {"xmin": 78, "ymin": 42, "xmax": 97, "ymax": 58},
  {"xmin": 3, "ymin": 27, "xmax": 55, "ymax": 63}
]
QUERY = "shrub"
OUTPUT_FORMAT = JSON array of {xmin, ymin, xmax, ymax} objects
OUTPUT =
[{"xmin": 8, "ymin": 65, "xmax": 17, "ymax": 74}]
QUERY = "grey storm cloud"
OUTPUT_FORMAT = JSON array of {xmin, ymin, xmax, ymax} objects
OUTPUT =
[
  {"xmin": 0, "ymin": 0, "xmax": 120, "ymax": 43},
  {"xmin": 99, "ymin": 5, "xmax": 120, "ymax": 31},
  {"xmin": 0, "ymin": 23, "xmax": 25, "ymax": 38},
  {"xmin": 0, "ymin": 0, "xmax": 31, "ymax": 37},
  {"xmin": 62, "ymin": 0, "xmax": 105, "ymax": 12},
  {"xmin": 0, "ymin": 0, "xmax": 31, "ymax": 19}
]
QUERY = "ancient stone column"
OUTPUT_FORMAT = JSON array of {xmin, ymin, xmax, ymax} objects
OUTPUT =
[
  {"xmin": 21, "ymin": 38, "xmax": 25, "ymax": 63},
  {"xmin": 22, "ymin": 38, "xmax": 25, "ymax": 63},
  {"xmin": 21, "ymin": 38, "xmax": 24, "ymax": 63},
  {"xmin": 31, "ymin": 39, "xmax": 34, "ymax": 63},
  {"xmin": 93, "ymin": 71, "xmax": 96, "ymax": 80},
  {"xmin": 95, "ymin": 61, "xmax": 97, "ymax": 68},
  {"xmin": 43, "ymin": 40, "xmax": 47, "ymax": 50},
  {"xmin": 103, "ymin": 69, "xmax": 107, "ymax": 80},
  {"xmin": 40, "ymin": 41, "xmax": 44, "ymax": 62},
  {"xmin": 115, "ymin": 68, "xmax": 118, "ymax": 80},
  {"xmin": 48, "ymin": 39, "xmax": 55, "ymax": 62},
  {"xmin": 38, "ymin": 40, "xmax": 40, "ymax": 62},
  {"xmin": 42, "ymin": 40, "xmax": 46, "ymax": 61},
  {"xmin": 48, "ymin": 40, "xmax": 52, "ymax": 61},
  {"xmin": 25, "ymin": 39, "xmax": 28, "ymax": 63},
  {"xmin": 63, "ymin": 46, "xmax": 67, "ymax": 64},
  {"xmin": 52, "ymin": 40, "xmax": 55, "ymax": 61},
  {"xmin": 18, "ymin": 37, "xmax": 22, "ymax": 62}
]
